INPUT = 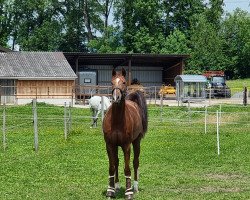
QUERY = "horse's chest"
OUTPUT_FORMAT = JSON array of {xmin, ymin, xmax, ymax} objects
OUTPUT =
[{"xmin": 103, "ymin": 106, "xmax": 142, "ymax": 144}]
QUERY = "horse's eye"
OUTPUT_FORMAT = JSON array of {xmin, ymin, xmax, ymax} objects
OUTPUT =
[{"xmin": 123, "ymin": 82, "xmax": 126, "ymax": 84}]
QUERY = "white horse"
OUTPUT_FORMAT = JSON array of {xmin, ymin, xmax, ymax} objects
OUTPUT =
[{"xmin": 89, "ymin": 96, "xmax": 111, "ymax": 127}]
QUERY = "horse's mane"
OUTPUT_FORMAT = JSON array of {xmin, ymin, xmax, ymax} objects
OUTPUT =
[{"xmin": 126, "ymin": 90, "xmax": 148, "ymax": 136}]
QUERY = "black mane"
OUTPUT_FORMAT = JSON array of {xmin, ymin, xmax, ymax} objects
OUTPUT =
[{"xmin": 126, "ymin": 90, "xmax": 148, "ymax": 136}]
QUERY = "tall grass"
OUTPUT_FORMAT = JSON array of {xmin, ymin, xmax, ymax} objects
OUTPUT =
[{"xmin": 0, "ymin": 103, "xmax": 250, "ymax": 199}]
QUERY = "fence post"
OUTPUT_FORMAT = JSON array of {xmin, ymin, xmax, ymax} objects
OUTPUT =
[
  {"xmin": 204, "ymin": 106, "xmax": 207, "ymax": 134},
  {"xmin": 160, "ymin": 95, "xmax": 163, "ymax": 122},
  {"xmin": 216, "ymin": 110, "xmax": 220, "ymax": 155},
  {"xmin": 219, "ymin": 105, "xmax": 222, "ymax": 126},
  {"xmin": 101, "ymin": 96, "xmax": 104, "ymax": 122},
  {"xmin": 33, "ymin": 99, "xmax": 39, "ymax": 152},
  {"xmin": 64, "ymin": 102, "xmax": 67, "ymax": 140},
  {"xmin": 243, "ymin": 86, "xmax": 247, "ymax": 106},
  {"xmin": 68, "ymin": 102, "xmax": 72, "ymax": 133},
  {"xmin": 2, "ymin": 100, "xmax": 6, "ymax": 151},
  {"xmin": 188, "ymin": 96, "xmax": 191, "ymax": 124},
  {"xmin": 154, "ymin": 86, "xmax": 157, "ymax": 105}
]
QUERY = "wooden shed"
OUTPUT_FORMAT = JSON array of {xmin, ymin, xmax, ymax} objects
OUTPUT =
[{"xmin": 0, "ymin": 52, "xmax": 77, "ymax": 105}]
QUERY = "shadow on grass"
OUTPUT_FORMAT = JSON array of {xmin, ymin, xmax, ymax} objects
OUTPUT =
[{"xmin": 102, "ymin": 187, "xmax": 126, "ymax": 199}]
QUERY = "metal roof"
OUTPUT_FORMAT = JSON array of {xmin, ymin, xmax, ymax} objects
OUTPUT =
[
  {"xmin": 63, "ymin": 52, "xmax": 189, "ymax": 67},
  {"xmin": 174, "ymin": 75, "xmax": 207, "ymax": 83},
  {"xmin": 0, "ymin": 52, "xmax": 77, "ymax": 80}
]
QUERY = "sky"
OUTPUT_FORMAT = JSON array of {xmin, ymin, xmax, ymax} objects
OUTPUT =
[{"xmin": 223, "ymin": 0, "xmax": 250, "ymax": 13}]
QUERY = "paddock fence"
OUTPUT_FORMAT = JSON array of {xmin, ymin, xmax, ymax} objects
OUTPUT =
[
  {"xmin": 1, "ymin": 98, "xmax": 249, "ymax": 155},
  {"xmin": 0, "ymin": 85, "xmax": 249, "ymax": 106}
]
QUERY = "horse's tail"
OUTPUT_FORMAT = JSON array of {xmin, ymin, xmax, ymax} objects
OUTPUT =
[{"xmin": 126, "ymin": 91, "xmax": 148, "ymax": 136}]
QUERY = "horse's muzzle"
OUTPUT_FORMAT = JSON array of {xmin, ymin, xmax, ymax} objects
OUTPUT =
[{"xmin": 112, "ymin": 88, "xmax": 122, "ymax": 103}]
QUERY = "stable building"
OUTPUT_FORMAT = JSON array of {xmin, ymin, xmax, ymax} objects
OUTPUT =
[
  {"xmin": 64, "ymin": 53, "xmax": 189, "ymax": 87},
  {"xmin": 0, "ymin": 52, "xmax": 77, "ymax": 105}
]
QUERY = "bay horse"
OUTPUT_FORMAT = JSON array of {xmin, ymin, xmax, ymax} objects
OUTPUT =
[
  {"xmin": 102, "ymin": 68, "xmax": 148, "ymax": 200},
  {"xmin": 89, "ymin": 96, "xmax": 111, "ymax": 128}
]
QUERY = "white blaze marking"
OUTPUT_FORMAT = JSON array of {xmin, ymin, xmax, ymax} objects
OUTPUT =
[{"xmin": 115, "ymin": 78, "xmax": 120, "ymax": 85}]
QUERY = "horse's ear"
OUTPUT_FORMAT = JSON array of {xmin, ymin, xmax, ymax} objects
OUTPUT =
[
  {"xmin": 112, "ymin": 68, "xmax": 116, "ymax": 77},
  {"xmin": 122, "ymin": 68, "xmax": 126, "ymax": 77}
]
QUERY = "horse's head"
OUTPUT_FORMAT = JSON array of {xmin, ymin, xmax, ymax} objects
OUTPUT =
[{"xmin": 111, "ymin": 68, "xmax": 127, "ymax": 103}]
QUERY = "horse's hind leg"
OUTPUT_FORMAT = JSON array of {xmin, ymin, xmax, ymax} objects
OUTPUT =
[
  {"xmin": 122, "ymin": 144, "xmax": 133, "ymax": 200},
  {"xmin": 106, "ymin": 144, "xmax": 117, "ymax": 198},
  {"xmin": 132, "ymin": 137, "xmax": 141, "ymax": 193}
]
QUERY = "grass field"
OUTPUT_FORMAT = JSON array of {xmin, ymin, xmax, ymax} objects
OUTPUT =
[
  {"xmin": 0, "ymin": 103, "xmax": 250, "ymax": 200},
  {"xmin": 227, "ymin": 78, "xmax": 250, "ymax": 89}
]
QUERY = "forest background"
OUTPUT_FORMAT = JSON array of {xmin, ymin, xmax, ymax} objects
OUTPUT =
[{"xmin": 0, "ymin": 0, "xmax": 249, "ymax": 78}]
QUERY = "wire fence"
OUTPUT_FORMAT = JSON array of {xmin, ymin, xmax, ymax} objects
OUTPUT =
[
  {"xmin": 0, "ymin": 99, "xmax": 249, "ymax": 154},
  {"xmin": 0, "ymin": 85, "xmax": 249, "ymax": 106}
]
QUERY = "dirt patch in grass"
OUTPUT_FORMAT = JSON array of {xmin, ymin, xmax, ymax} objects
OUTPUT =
[
  {"xmin": 205, "ymin": 173, "xmax": 244, "ymax": 180},
  {"xmin": 200, "ymin": 186, "xmax": 242, "ymax": 193}
]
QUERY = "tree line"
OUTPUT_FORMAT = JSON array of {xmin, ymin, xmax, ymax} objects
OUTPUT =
[{"xmin": 0, "ymin": 0, "xmax": 249, "ymax": 78}]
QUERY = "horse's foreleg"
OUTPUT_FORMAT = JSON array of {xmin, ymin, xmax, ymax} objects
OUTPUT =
[
  {"xmin": 132, "ymin": 137, "xmax": 141, "ymax": 193},
  {"xmin": 106, "ymin": 144, "xmax": 117, "ymax": 198},
  {"xmin": 91, "ymin": 109, "xmax": 96, "ymax": 127},
  {"xmin": 114, "ymin": 147, "xmax": 120, "ymax": 192},
  {"xmin": 94, "ymin": 110, "xmax": 101, "ymax": 127},
  {"xmin": 122, "ymin": 144, "xmax": 133, "ymax": 200},
  {"xmin": 91, "ymin": 109, "xmax": 99, "ymax": 128}
]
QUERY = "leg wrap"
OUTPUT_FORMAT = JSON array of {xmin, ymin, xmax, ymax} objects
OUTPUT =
[
  {"xmin": 125, "ymin": 187, "xmax": 134, "ymax": 196},
  {"xmin": 134, "ymin": 181, "xmax": 139, "ymax": 192},
  {"xmin": 107, "ymin": 186, "xmax": 115, "ymax": 193}
]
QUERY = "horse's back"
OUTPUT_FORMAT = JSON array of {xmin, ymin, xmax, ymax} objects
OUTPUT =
[{"xmin": 89, "ymin": 96, "xmax": 111, "ymax": 111}]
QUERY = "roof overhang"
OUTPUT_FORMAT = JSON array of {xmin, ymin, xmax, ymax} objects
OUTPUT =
[
  {"xmin": 63, "ymin": 53, "xmax": 189, "ymax": 67},
  {"xmin": 0, "ymin": 77, "xmax": 77, "ymax": 80}
]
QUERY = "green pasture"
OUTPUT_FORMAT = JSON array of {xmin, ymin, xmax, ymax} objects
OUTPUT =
[
  {"xmin": 0, "ymin": 103, "xmax": 250, "ymax": 200},
  {"xmin": 227, "ymin": 78, "xmax": 250, "ymax": 96}
]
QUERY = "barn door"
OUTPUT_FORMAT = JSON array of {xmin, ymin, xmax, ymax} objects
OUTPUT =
[{"xmin": 0, "ymin": 79, "xmax": 15, "ymax": 104}]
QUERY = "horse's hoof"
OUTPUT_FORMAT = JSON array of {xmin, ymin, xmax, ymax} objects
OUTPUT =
[{"xmin": 125, "ymin": 194, "xmax": 133, "ymax": 200}]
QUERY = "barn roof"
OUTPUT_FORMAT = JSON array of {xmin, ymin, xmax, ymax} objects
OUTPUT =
[{"xmin": 0, "ymin": 52, "xmax": 77, "ymax": 80}]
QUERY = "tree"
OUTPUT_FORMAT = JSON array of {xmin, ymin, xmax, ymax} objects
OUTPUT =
[
  {"xmin": 160, "ymin": 29, "xmax": 191, "ymax": 54},
  {"xmin": 10, "ymin": 0, "xmax": 64, "ymax": 51},
  {"xmin": 204, "ymin": 0, "xmax": 224, "ymax": 28},
  {"xmin": 222, "ymin": 9, "xmax": 250, "ymax": 78},
  {"xmin": 88, "ymin": 26, "xmax": 126, "ymax": 53},
  {"xmin": 0, "ymin": 0, "xmax": 12, "ymax": 47},
  {"xmin": 187, "ymin": 14, "xmax": 227, "ymax": 73},
  {"xmin": 163, "ymin": 0, "xmax": 205, "ymax": 37}
]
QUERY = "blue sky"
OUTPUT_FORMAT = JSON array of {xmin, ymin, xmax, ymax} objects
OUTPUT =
[{"xmin": 223, "ymin": 0, "xmax": 250, "ymax": 13}]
